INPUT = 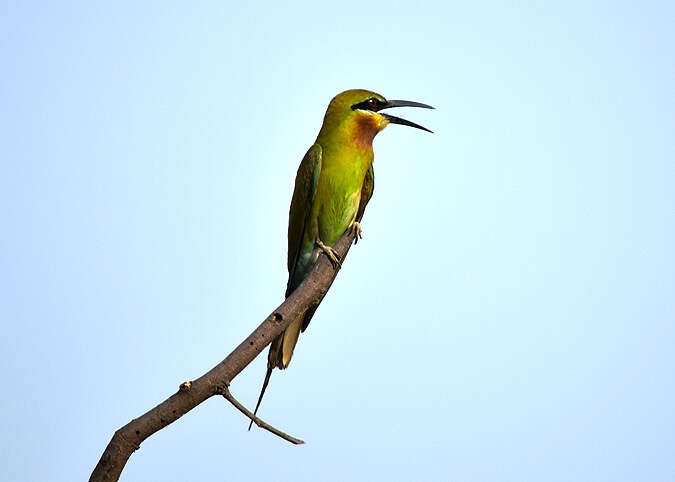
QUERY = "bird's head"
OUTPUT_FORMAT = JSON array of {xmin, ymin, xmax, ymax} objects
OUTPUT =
[{"xmin": 317, "ymin": 89, "xmax": 433, "ymax": 148}]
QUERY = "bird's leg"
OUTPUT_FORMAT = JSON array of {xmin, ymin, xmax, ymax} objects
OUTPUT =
[
  {"xmin": 315, "ymin": 235, "xmax": 342, "ymax": 269},
  {"xmin": 349, "ymin": 221, "xmax": 363, "ymax": 245}
]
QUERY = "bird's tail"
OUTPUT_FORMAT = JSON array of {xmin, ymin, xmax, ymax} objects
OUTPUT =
[
  {"xmin": 248, "ymin": 364, "xmax": 273, "ymax": 430},
  {"xmin": 249, "ymin": 314, "xmax": 306, "ymax": 430}
]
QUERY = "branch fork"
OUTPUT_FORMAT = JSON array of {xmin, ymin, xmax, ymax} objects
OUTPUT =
[{"xmin": 90, "ymin": 228, "xmax": 357, "ymax": 481}]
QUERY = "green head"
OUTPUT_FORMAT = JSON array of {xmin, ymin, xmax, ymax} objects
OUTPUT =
[{"xmin": 317, "ymin": 89, "xmax": 433, "ymax": 148}]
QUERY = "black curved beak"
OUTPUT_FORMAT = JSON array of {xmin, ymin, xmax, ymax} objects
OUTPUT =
[{"xmin": 379, "ymin": 100, "xmax": 434, "ymax": 133}]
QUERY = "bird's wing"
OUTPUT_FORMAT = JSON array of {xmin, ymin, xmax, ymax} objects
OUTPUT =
[
  {"xmin": 355, "ymin": 164, "xmax": 374, "ymax": 223},
  {"xmin": 286, "ymin": 143, "xmax": 322, "ymax": 298}
]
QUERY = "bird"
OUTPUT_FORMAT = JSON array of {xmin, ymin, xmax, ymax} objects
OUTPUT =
[{"xmin": 249, "ymin": 89, "xmax": 433, "ymax": 429}]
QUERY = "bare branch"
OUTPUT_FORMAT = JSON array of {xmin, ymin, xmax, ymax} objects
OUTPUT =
[
  {"xmin": 217, "ymin": 384, "xmax": 305, "ymax": 445},
  {"xmin": 89, "ymin": 229, "xmax": 356, "ymax": 482}
]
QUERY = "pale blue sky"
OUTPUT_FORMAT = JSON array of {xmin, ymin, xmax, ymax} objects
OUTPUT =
[{"xmin": 1, "ymin": 2, "xmax": 673, "ymax": 481}]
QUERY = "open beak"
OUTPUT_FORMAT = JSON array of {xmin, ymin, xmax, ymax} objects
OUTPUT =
[{"xmin": 379, "ymin": 100, "xmax": 434, "ymax": 133}]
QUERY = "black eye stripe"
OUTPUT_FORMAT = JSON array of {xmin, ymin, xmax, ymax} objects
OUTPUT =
[{"xmin": 350, "ymin": 98, "xmax": 386, "ymax": 112}]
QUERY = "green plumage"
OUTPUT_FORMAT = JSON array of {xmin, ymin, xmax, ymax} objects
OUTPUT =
[
  {"xmin": 273, "ymin": 90, "xmax": 382, "ymax": 371},
  {"xmin": 249, "ymin": 89, "xmax": 432, "ymax": 427}
]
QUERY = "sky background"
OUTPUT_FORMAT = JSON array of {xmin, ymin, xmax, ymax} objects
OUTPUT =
[{"xmin": 1, "ymin": 1, "xmax": 673, "ymax": 481}]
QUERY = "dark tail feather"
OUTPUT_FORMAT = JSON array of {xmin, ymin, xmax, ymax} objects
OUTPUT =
[{"xmin": 248, "ymin": 365, "xmax": 273, "ymax": 430}]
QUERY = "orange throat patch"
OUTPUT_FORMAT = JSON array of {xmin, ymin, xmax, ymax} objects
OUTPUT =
[{"xmin": 353, "ymin": 113, "xmax": 388, "ymax": 148}]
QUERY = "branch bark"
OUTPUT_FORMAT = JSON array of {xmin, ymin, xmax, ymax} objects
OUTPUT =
[{"xmin": 89, "ymin": 229, "xmax": 356, "ymax": 482}]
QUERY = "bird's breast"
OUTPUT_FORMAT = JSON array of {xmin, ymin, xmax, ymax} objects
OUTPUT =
[{"xmin": 315, "ymin": 156, "xmax": 370, "ymax": 245}]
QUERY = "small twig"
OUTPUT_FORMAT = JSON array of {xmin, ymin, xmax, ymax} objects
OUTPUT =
[
  {"xmin": 217, "ymin": 385, "xmax": 305, "ymax": 445},
  {"xmin": 90, "ymin": 229, "xmax": 355, "ymax": 481}
]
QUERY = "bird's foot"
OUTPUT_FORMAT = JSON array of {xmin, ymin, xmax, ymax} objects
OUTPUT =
[
  {"xmin": 316, "ymin": 237, "xmax": 342, "ymax": 269},
  {"xmin": 350, "ymin": 221, "xmax": 363, "ymax": 245}
]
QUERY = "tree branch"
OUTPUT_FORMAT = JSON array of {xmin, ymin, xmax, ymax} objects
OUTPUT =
[
  {"xmin": 89, "ymin": 230, "xmax": 356, "ymax": 482},
  {"xmin": 217, "ymin": 384, "xmax": 305, "ymax": 445}
]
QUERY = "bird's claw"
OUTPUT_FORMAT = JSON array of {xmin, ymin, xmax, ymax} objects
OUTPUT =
[
  {"xmin": 316, "ymin": 238, "xmax": 342, "ymax": 269},
  {"xmin": 350, "ymin": 221, "xmax": 363, "ymax": 245}
]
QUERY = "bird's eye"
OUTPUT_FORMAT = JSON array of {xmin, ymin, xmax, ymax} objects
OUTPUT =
[{"xmin": 368, "ymin": 98, "xmax": 378, "ymax": 109}]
